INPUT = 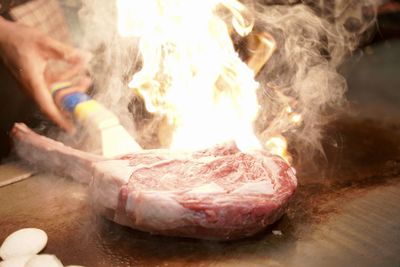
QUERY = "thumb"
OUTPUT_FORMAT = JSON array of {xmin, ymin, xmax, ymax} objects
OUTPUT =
[{"xmin": 41, "ymin": 36, "xmax": 75, "ymax": 60}]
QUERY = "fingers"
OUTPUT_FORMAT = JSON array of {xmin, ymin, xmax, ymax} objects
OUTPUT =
[
  {"xmin": 41, "ymin": 36, "xmax": 92, "ymax": 64},
  {"xmin": 41, "ymin": 37, "xmax": 92, "ymax": 90},
  {"xmin": 24, "ymin": 64, "xmax": 75, "ymax": 133},
  {"xmin": 65, "ymin": 50, "xmax": 92, "ymax": 65},
  {"xmin": 58, "ymin": 61, "xmax": 86, "ymax": 82},
  {"xmin": 40, "ymin": 36, "xmax": 73, "ymax": 60},
  {"xmin": 20, "ymin": 35, "xmax": 92, "ymax": 133},
  {"xmin": 36, "ymin": 88, "xmax": 75, "ymax": 133},
  {"xmin": 43, "ymin": 41, "xmax": 91, "ymax": 86},
  {"xmin": 52, "ymin": 77, "xmax": 92, "ymax": 107}
]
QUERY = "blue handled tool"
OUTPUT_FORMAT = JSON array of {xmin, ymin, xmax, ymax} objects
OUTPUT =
[{"xmin": 51, "ymin": 82, "xmax": 141, "ymax": 157}]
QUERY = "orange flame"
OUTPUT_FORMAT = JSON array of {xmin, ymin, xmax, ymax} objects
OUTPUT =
[
  {"xmin": 265, "ymin": 136, "xmax": 291, "ymax": 163},
  {"xmin": 116, "ymin": 0, "xmax": 301, "ymax": 160}
]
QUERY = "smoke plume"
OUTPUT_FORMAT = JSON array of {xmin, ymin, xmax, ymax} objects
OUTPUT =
[{"xmin": 76, "ymin": 0, "xmax": 378, "ymax": 157}]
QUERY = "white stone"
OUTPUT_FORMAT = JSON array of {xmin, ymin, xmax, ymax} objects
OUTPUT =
[{"xmin": 0, "ymin": 228, "xmax": 47, "ymax": 260}]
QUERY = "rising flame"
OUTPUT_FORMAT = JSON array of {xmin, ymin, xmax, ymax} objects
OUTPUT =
[
  {"xmin": 265, "ymin": 136, "xmax": 290, "ymax": 163},
  {"xmin": 116, "ymin": 0, "xmax": 297, "ymax": 160}
]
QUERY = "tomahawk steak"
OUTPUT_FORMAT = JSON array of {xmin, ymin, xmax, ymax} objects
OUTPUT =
[{"xmin": 11, "ymin": 123, "xmax": 297, "ymax": 240}]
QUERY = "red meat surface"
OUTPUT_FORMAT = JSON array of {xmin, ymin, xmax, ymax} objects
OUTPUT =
[{"xmin": 11, "ymin": 123, "xmax": 297, "ymax": 240}]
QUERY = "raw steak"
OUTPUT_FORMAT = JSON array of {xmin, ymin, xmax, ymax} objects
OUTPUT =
[{"xmin": 11, "ymin": 123, "xmax": 297, "ymax": 240}]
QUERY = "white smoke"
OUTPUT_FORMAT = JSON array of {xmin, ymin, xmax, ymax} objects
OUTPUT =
[
  {"xmin": 76, "ymin": 0, "xmax": 378, "ymax": 155},
  {"xmin": 247, "ymin": 1, "xmax": 377, "ymax": 156},
  {"xmin": 78, "ymin": 0, "xmax": 141, "ymax": 136}
]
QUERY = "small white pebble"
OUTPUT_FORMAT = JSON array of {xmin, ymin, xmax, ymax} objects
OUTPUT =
[
  {"xmin": 272, "ymin": 230, "xmax": 283, "ymax": 236},
  {"xmin": 0, "ymin": 255, "xmax": 32, "ymax": 267},
  {"xmin": 25, "ymin": 255, "xmax": 63, "ymax": 267},
  {"xmin": 0, "ymin": 229, "xmax": 47, "ymax": 260}
]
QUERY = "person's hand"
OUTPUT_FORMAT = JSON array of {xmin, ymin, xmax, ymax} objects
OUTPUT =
[{"xmin": 0, "ymin": 17, "xmax": 91, "ymax": 132}]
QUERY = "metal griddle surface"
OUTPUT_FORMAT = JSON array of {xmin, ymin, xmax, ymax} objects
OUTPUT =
[
  {"xmin": 0, "ymin": 168, "xmax": 400, "ymax": 267},
  {"xmin": 1, "ymin": 41, "xmax": 400, "ymax": 267},
  {"xmin": 1, "ymin": 116, "xmax": 400, "ymax": 267}
]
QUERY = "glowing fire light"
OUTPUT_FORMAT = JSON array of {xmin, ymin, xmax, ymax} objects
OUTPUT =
[
  {"xmin": 290, "ymin": 113, "xmax": 302, "ymax": 124},
  {"xmin": 265, "ymin": 136, "xmax": 291, "ymax": 163},
  {"xmin": 116, "ymin": 0, "xmax": 293, "ymax": 159}
]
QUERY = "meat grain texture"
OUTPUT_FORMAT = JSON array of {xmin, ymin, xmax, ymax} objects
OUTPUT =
[{"xmin": 11, "ymin": 123, "xmax": 297, "ymax": 240}]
